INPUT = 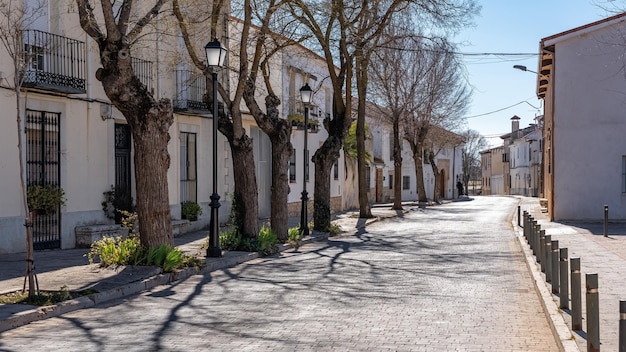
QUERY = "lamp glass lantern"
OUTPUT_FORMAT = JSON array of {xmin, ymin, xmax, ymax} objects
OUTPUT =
[
  {"xmin": 205, "ymin": 38, "xmax": 227, "ymax": 67},
  {"xmin": 300, "ymin": 83, "xmax": 313, "ymax": 104}
]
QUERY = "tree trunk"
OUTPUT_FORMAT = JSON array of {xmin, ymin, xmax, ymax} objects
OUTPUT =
[
  {"xmin": 414, "ymin": 144, "xmax": 428, "ymax": 203},
  {"xmin": 312, "ymin": 137, "xmax": 342, "ymax": 231},
  {"xmin": 96, "ymin": 45, "xmax": 174, "ymax": 247},
  {"xmin": 228, "ymin": 134, "xmax": 259, "ymax": 239},
  {"xmin": 429, "ymin": 152, "xmax": 440, "ymax": 203},
  {"xmin": 131, "ymin": 112, "xmax": 173, "ymax": 247},
  {"xmin": 270, "ymin": 138, "xmax": 291, "ymax": 242},
  {"xmin": 356, "ymin": 50, "xmax": 372, "ymax": 218},
  {"xmin": 392, "ymin": 120, "xmax": 403, "ymax": 210}
]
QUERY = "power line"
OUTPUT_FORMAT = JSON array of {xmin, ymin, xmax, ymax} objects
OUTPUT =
[
  {"xmin": 378, "ymin": 45, "xmax": 538, "ymax": 57},
  {"xmin": 464, "ymin": 99, "xmax": 541, "ymax": 119}
]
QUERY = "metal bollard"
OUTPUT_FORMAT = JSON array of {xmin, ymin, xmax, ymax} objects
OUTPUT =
[
  {"xmin": 571, "ymin": 257, "xmax": 582, "ymax": 330},
  {"xmin": 586, "ymin": 273, "xmax": 600, "ymax": 352},
  {"xmin": 539, "ymin": 230, "xmax": 546, "ymax": 273},
  {"xmin": 534, "ymin": 223, "xmax": 541, "ymax": 259},
  {"xmin": 530, "ymin": 219, "xmax": 537, "ymax": 255},
  {"xmin": 551, "ymin": 240, "xmax": 559, "ymax": 294},
  {"xmin": 529, "ymin": 219, "xmax": 535, "ymax": 252},
  {"xmin": 518, "ymin": 206, "xmax": 521, "ymax": 227},
  {"xmin": 604, "ymin": 205, "xmax": 609, "ymax": 237},
  {"xmin": 559, "ymin": 248, "xmax": 569, "ymax": 309},
  {"xmin": 545, "ymin": 236, "xmax": 552, "ymax": 282},
  {"xmin": 619, "ymin": 300, "xmax": 626, "ymax": 352}
]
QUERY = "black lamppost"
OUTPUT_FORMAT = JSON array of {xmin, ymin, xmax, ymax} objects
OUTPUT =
[
  {"xmin": 299, "ymin": 83, "xmax": 313, "ymax": 238},
  {"xmin": 205, "ymin": 38, "xmax": 227, "ymax": 258}
]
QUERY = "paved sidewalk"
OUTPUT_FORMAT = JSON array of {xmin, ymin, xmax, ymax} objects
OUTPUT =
[
  {"xmin": 0, "ymin": 206, "xmax": 401, "ymax": 332},
  {"xmin": 516, "ymin": 196, "xmax": 626, "ymax": 352}
]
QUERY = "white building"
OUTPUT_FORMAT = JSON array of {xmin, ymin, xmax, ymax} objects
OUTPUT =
[{"xmin": 539, "ymin": 12, "xmax": 626, "ymax": 221}]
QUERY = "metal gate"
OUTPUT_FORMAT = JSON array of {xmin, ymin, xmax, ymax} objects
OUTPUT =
[
  {"xmin": 26, "ymin": 109, "xmax": 61, "ymax": 250},
  {"xmin": 114, "ymin": 124, "xmax": 132, "ymax": 217}
]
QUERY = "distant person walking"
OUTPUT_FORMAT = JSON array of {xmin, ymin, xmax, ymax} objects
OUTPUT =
[{"xmin": 457, "ymin": 181, "xmax": 464, "ymax": 198}]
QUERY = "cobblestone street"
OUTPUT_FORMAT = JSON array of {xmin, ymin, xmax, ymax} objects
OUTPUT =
[{"xmin": 0, "ymin": 197, "xmax": 558, "ymax": 351}]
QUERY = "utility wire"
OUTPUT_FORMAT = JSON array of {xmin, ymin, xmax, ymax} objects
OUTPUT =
[{"xmin": 464, "ymin": 99, "xmax": 541, "ymax": 119}]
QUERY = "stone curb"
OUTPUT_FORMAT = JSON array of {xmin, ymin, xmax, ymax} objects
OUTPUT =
[{"xmin": 513, "ymin": 219, "xmax": 580, "ymax": 352}]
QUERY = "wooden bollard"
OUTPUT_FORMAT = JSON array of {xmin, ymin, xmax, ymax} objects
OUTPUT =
[
  {"xmin": 545, "ymin": 236, "xmax": 552, "ymax": 283},
  {"xmin": 586, "ymin": 273, "xmax": 600, "ymax": 352},
  {"xmin": 551, "ymin": 240, "xmax": 559, "ymax": 294},
  {"xmin": 571, "ymin": 257, "xmax": 582, "ymax": 330},
  {"xmin": 559, "ymin": 248, "xmax": 569, "ymax": 309},
  {"xmin": 619, "ymin": 300, "xmax": 626, "ymax": 352}
]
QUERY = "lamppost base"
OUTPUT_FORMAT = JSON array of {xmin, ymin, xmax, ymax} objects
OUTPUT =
[{"xmin": 206, "ymin": 246, "xmax": 223, "ymax": 258}]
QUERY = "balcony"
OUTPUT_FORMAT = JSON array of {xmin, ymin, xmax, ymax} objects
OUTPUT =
[
  {"xmin": 173, "ymin": 70, "xmax": 209, "ymax": 113},
  {"xmin": 131, "ymin": 57, "xmax": 154, "ymax": 94},
  {"xmin": 22, "ymin": 30, "xmax": 86, "ymax": 94}
]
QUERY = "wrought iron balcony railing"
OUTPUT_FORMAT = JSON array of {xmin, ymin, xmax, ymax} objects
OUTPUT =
[
  {"xmin": 22, "ymin": 30, "xmax": 86, "ymax": 94},
  {"xmin": 173, "ymin": 70, "xmax": 209, "ymax": 112},
  {"xmin": 131, "ymin": 57, "xmax": 154, "ymax": 94}
]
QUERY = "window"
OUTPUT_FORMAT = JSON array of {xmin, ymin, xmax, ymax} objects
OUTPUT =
[
  {"xmin": 622, "ymin": 156, "xmax": 626, "ymax": 193},
  {"xmin": 365, "ymin": 166, "xmax": 371, "ymax": 189},
  {"xmin": 389, "ymin": 174, "xmax": 393, "ymax": 190},
  {"xmin": 289, "ymin": 148, "xmax": 296, "ymax": 182},
  {"xmin": 402, "ymin": 176, "xmax": 410, "ymax": 190},
  {"xmin": 179, "ymin": 132, "xmax": 197, "ymax": 202},
  {"xmin": 502, "ymin": 153, "xmax": 509, "ymax": 162},
  {"xmin": 333, "ymin": 161, "xmax": 339, "ymax": 180}
]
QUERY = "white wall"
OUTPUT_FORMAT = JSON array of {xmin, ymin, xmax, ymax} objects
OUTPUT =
[{"xmin": 550, "ymin": 22, "xmax": 626, "ymax": 220}]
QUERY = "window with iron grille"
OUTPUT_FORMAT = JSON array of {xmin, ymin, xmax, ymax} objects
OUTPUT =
[
  {"xmin": 365, "ymin": 166, "xmax": 371, "ymax": 188},
  {"xmin": 289, "ymin": 148, "xmax": 296, "ymax": 182},
  {"xmin": 389, "ymin": 174, "xmax": 393, "ymax": 190},
  {"xmin": 403, "ymin": 175, "xmax": 410, "ymax": 190},
  {"xmin": 333, "ymin": 161, "xmax": 339, "ymax": 180},
  {"xmin": 179, "ymin": 132, "xmax": 197, "ymax": 202}
]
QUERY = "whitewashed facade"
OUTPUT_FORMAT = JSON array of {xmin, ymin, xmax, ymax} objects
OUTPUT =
[{"xmin": 539, "ymin": 13, "xmax": 626, "ymax": 221}]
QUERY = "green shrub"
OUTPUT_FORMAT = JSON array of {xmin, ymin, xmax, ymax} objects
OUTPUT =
[
  {"xmin": 257, "ymin": 224, "xmax": 278, "ymax": 256},
  {"xmin": 219, "ymin": 228, "xmax": 241, "ymax": 251},
  {"xmin": 287, "ymin": 226, "xmax": 302, "ymax": 249},
  {"xmin": 27, "ymin": 184, "xmax": 66, "ymax": 215},
  {"xmin": 87, "ymin": 235, "xmax": 142, "ymax": 267},
  {"xmin": 87, "ymin": 236, "xmax": 194, "ymax": 272},
  {"xmin": 328, "ymin": 222, "xmax": 342, "ymax": 236},
  {"xmin": 163, "ymin": 248, "xmax": 184, "ymax": 272},
  {"xmin": 181, "ymin": 201, "xmax": 202, "ymax": 221}
]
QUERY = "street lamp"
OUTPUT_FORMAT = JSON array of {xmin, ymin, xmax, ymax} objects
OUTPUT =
[
  {"xmin": 513, "ymin": 65, "xmax": 538, "ymax": 74},
  {"xmin": 299, "ymin": 83, "xmax": 313, "ymax": 238},
  {"xmin": 205, "ymin": 38, "xmax": 227, "ymax": 258}
]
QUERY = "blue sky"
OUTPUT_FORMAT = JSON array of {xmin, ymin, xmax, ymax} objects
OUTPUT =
[{"xmin": 459, "ymin": 1, "xmax": 614, "ymax": 146}]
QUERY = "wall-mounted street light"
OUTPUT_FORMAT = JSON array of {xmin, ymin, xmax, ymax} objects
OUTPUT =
[
  {"xmin": 299, "ymin": 83, "xmax": 313, "ymax": 238},
  {"xmin": 205, "ymin": 38, "xmax": 227, "ymax": 258},
  {"xmin": 513, "ymin": 65, "xmax": 538, "ymax": 74}
]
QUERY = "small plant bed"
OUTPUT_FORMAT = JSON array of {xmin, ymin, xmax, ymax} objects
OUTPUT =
[
  {"xmin": 87, "ymin": 235, "xmax": 204, "ymax": 272},
  {"xmin": 0, "ymin": 286, "xmax": 98, "ymax": 306}
]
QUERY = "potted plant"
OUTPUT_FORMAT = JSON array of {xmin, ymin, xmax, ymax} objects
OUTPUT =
[
  {"xmin": 287, "ymin": 114, "xmax": 306, "ymax": 129},
  {"xmin": 181, "ymin": 201, "xmax": 202, "ymax": 221},
  {"xmin": 27, "ymin": 184, "xmax": 66, "ymax": 215}
]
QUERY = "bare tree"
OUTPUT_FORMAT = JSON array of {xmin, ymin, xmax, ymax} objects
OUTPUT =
[
  {"xmin": 76, "ymin": 0, "xmax": 174, "ymax": 247},
  {"xmin": 424, "ymin": 126, "xmax": 464, "ymax": 203},
  {"xmin": 370, "ymin": 33, "xmax": 424, "ymax": 210},
  {"xmin": 403, "ymin": 38, "xmax": 470, "ymax": 203},
  {"xmin": 173, "ymin": 0, "xmax": 260, "ymax": 240},
  {"xmin": 461, "ymin": 129, "xmax": 487, "ymax": 194},
  {"xmin": 0, "ymin": 0, "xmax": 51, "ymax": 297}
]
